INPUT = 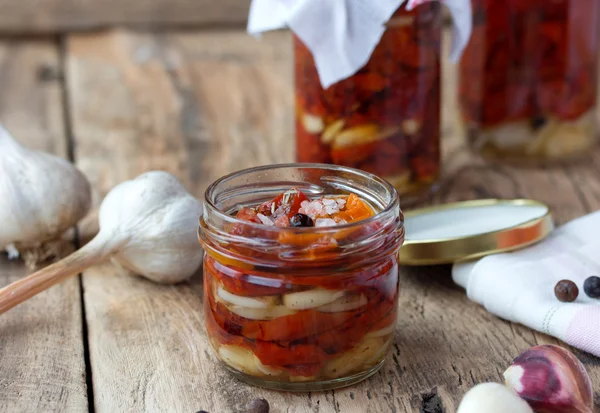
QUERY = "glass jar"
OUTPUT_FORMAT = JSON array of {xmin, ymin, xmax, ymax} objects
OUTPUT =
[
  {"xmin": 294, "ymin": 4, "xmax": 442, "ymax": 204},
  {"xmin": 460, "ymin": 0, "xmax": 600, "ymax": 163},
  {"xmin": 199, "ymin": 164, "xmax": 404, "ymax": 391}
]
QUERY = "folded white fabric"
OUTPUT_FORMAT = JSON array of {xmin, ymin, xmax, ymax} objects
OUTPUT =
[
  {"xmin": 248, "ymin": 0, "xmax": 472, "ymax": 88},
  {"xmin": 453, "ymin": 211, "xmax": 600, "ymax": 357}
]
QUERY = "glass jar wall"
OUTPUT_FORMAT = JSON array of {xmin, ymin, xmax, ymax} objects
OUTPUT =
[
  {"xmin": 199, "ymin": 164, "xmax": 404, "ymax": 391},
  {"xmin": 294, "ymin": 4, "xmax": 442, "ymax": 203},
  {"xmin": 460, "ymin": 0, "xmax": 600, "ymax": 163}
]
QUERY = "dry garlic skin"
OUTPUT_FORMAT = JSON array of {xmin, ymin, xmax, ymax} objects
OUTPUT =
[
  {"xmin": 504, "ymin": 345, "xmax": 594, "ymax": 413},
  {"xmin": 0, "ymin": 125, "xmax": 91, "ymax": 256},
  {"xmin": 199, "ymin": 165, "xmax": 404, "ymax": 390}
]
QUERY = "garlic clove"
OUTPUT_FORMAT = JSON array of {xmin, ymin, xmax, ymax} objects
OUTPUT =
[
  {"xmin": 504, "ymin": 345, "xmax": 594, "ymax": 413},
  {"xmin": 0, "ymin": 125, "xmax": 91, "ymax": 265},
  {"xmin": 283, "ymin": 288, "xmax": 346, "ymax": 310},
  {"xmin": 253, "ymin": 355, "xmax": 283, "ymax": 377},
  {"xmin": 323, "ymin": 337, "xmax": 384, "ymax": 379},
  {"xmin": 457, "ymin": 383, "xmax": 534, "ymax": 413},
  {"xmin": 316, "ymin": 293, "xmax": 367, "ymax": 313},
  {"xmin": 227, "ymin": 305, "xmax": 296, "ymax": 321},
  {"xmin": 365, "ymin": 324, "xmax": 396, "ymax": 338},
  {"xmin": 218, "ymin": 345, "xmax": 261, "ymax": 376},
  {"xmin": 217, "ymin": 286, "xmax": 278, "ymax": 309}
]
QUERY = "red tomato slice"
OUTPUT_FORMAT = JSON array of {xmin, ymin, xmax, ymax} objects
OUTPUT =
[
  {"xmin": 272, "ymin": 189, "xmax": 310, "ymax": 218},
  {"xmin": 240, "ymin": 307, "xmax": 362, "ymax": 342},
  {"xmin": 205, "ymin": 256, "xmax": 298, "ymax": 297},
  {"xmin": 253, "ymin": 341, "xmax": 328, "ymax": 366}
]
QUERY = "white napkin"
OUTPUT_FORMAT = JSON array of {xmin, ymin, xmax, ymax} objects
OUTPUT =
[
  {"xmin": 453, "ymin": 211, "xmax": 600, "ymax": 357},
  {"xmin": 248, "ymin": 0, "xmax": 472, "ymax": 88}
]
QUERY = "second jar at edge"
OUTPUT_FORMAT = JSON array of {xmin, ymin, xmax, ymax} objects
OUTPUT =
[
  {"xmin": 294, "ymin": 4, "xmax": 442, "ymax": 203},
  {"xmin": 460, "ymin": 0, "xmax": 600, "ymax": 164}
]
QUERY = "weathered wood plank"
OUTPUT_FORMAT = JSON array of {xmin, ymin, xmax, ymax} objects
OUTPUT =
[
  {"xmin": 0, "ymin": 0, "xmax": 249, "ymax": 34},
  {"xmin": 66, "ymin": 29, "xmax": 600, "ymax": 413},
  {"xmin": 0, "ymin": 40, "xmax": 88, "ymax": 412}
]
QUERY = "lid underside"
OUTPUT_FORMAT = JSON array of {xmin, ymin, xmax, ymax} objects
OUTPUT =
[{"xmin": 399, "ymin": 199, "xmax": 554, "ymax": 265}]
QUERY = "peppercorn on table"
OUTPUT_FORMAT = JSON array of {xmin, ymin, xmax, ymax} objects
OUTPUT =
[{"xmin": 0, "ymin": 29, "xmax": 599, "ymax": 413}]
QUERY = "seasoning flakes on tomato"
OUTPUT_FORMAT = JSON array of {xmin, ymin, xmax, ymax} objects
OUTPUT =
[{"xmin": 235, "ymin": 188, "xmax": 374, "ymax": 229}]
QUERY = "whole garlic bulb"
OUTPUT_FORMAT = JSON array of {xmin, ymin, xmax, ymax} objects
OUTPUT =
[
  {"xmin": 0, "ymin": 171, "xmax": 203, "ymax": 314},
  {"xmin": 0, "ymin": 125, "xmax": 91, "ymax": 263},
  {"xmin": 98, "ymin": 171, "xmax": 203, "ymax": 283},
  {"xmin": 457, "ymin": 383, "xmax": 534, "ymax": 413}
]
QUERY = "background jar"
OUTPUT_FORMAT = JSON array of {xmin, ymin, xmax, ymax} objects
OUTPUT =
[
  {"xmin": 460, "ymin": 0, "xmax": 600, "ymax": 164},
  {"xmin": 198, "ymin": 164, "xmax": 405, "ymax": 391},
  {"xmin": 294, "ymin": 4, "xmax": 442, "ymax": 204}
]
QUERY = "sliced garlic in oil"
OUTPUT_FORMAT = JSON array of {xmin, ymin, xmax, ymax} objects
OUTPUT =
[
  {"xmin": 217, "ymin": 286, "xmax": 279, "ymax": 309},
  {"xmin": 283, "ymin": 288, "xmax": 346, "ymax": 310},
  {"xmin": 317, "ymin": 293, "xmax": 367, "ymax": 313}
]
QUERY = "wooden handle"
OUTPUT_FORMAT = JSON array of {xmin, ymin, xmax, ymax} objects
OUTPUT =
[{"xmin": 0, "ymin": 239, "xmax": 107, "ymax": 314}]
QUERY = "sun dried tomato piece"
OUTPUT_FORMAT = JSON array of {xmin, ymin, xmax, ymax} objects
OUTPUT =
[
  {"xmin": 240, "ymin": 307, "xmax": 363, "ymax": 342},
  {"xmin": 268, "ymin": 189, "xmax": 310, "ymax": 218},
  {"xmin": 236, "ymin": 207, "xmax": 262, "ymax": 223},
  {"xmin": 205, "ymin": 257, "xmax": 296, "ymax": 297},
  {"xmin": 334, "ymin": 194, "xmax": 375, "ymax": 223},
  {"xmin": 253, "ymin": 341, "xmax": 329, "ymax": 367}
]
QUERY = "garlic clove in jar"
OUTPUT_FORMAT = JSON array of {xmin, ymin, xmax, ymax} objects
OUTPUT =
[
  {"xmin": 217, "ymin": 286, "xmax": 279, "ymax": 309},
  {"xmin": 218, "ymin": 345, "xmax": 261, "ymax": 376},
  {"xmin": 227, "ymin": 305, "xmax": 296, "ymax": 321},
  {"xmin": 253, "ymin": 355, "xmax": 283, "ymax": 377},
  {"xmin": 316, "ymin": 293, "xmax": 368, "ymax": 312},
  {"xmin": 0, "ymin": 125, "xmax": 91, "ymax": 265},
  {"xmin": 504, "ymin": 344, "xmax": 595, "ymax": 413},
  {"xmin": 283, "ymin": 288, "xmax": 346, "ymax": 310},
  {"xmin": 323, "ymin": 337, "xmax": 384, "ymax": 379},
  {"xmin": 98, "ymin": 171, "xmax": 203, "ymax": 284},
  {"xmin": 457, "ymin": 383, "xmax": 534, "ymax": 413}
]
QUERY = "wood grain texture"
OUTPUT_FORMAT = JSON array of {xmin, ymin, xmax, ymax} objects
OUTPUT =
[
  {"xmin": 65, "ymin": 29, "xmax": 600, "ymax": 413},
  {"xmin": 0, "ymin": 0, "xmax": 249, "ymax": 34},
  {"xmin": 0, "ymin": 40, "xmax": 88, "ymax": 412}
]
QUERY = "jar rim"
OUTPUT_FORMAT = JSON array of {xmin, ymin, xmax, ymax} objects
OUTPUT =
[{"xmin": 203, "ymin": 162, "xmax": 402, "ymax": 233}]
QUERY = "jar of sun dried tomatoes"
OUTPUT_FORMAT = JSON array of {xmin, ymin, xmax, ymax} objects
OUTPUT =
[
  {"xmin": 460, "ymin": 0, "xmax": 600, "ymax": 163},
  {"xmin": 199, "ymin": 164, "xmax": 404, "ymax": 391},
  {"xmin": 295, "ymin": 3, "xmax": 442, "ymax": 204}
]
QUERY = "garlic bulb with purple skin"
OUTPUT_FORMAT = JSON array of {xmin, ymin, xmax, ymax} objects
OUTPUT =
[{"xmin": 504, "ymin": 345, "xmax": 595, "ymax": 413}]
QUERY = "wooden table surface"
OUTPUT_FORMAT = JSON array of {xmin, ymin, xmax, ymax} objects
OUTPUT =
[{"xmin": 0, "ymin": 29, "xmax": 599, "ymax": 413}]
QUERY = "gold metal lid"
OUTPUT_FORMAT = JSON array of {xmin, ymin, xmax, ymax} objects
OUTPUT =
[{"xmin": 400, "ymin": 199, "xmax": 554, "ymax": 266}]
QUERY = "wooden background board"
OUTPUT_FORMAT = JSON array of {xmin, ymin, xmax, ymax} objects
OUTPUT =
[
  {"xmin": 65, "ymin": 28, "xmax": 600, "ymax": 413},
  {"xmin": 0, "ymin": 0, "xmax": 250, "ymax": 34},
  {"xmin": 0, "ymin": 40, "xmax": 88, "ymax": 412}
]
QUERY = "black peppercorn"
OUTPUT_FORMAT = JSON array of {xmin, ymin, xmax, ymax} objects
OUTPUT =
[
  {"xmin": 531, "ymin": 116, "xmax": 547, "ymax": 130},
  {"xmin": 583, "ymin": 276, "xmax": 600, "ymax": 298},
  {"xmin": 290, "ymin": 213, "xmax": 314, "ymax": 227},
  {"xmin": 244, "ymin": 398, "xmax": 269, "ymax": 413},
  {"xmin": 554, "ymin": 280, "xmax": 579, "ymax": 302}
]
